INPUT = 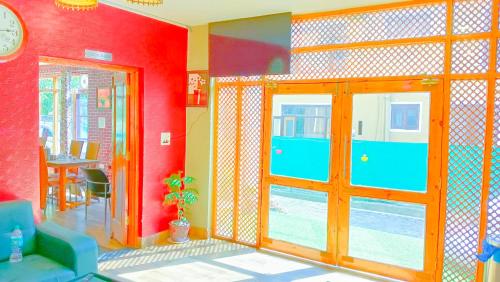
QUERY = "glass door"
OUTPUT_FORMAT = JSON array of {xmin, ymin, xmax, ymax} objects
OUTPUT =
[
  {"xmin": 260, "ymin": 83, "xmax": 342, "ymax": 264},
  {"xmin": 337, "ymin": 80, "xmax": 443, "ymax": 281},
  {"xmin": 111, "ymin": 72, "xmax": 129, "ymax": 244}
]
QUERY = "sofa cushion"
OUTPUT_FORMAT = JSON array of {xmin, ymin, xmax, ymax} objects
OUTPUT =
[
  {"xmin": 0, "ymin": 254, "xmax": 76, "ymax": 282},
  {"xmin": 0, "ymin": 201, "xmax": 36, "ymax": 262}
]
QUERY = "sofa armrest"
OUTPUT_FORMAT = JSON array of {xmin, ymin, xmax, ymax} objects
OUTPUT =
[{"xmin": 36, "ymin": 221, "xmax": 98, "ymax": 277}]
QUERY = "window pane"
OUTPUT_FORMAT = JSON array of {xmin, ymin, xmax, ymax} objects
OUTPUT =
[
  {"xmin": 70, "ymin": 75, "xmax": 81, "ymax": 89},
  {"xmin": 78, "ymin": 118, "xmax": 88, "ymax": 140},
  {"xmin": 348, "ymin": 197, "xmax": 426, "ymax": 270},
  {"xmin": 269, "ymin": 185, "xmax": 328, "ymax": 250},
  {"xmin": 38, "ymin": 78, "xmax": 53, "ymax": 90},
  {"xmin": 270, "ymin": 94, "xmax": 332, "ymax": 182},
  {"xmin": 350, "ymin": 92, "xmax": 430, "ymax": 192},
  {"xmin": 390, "ymin": 103, "xmax": 421, "ymax": 131},
  {"xmin": 78, "ymin": 94, "xmax": 88, "ymax": 116}
]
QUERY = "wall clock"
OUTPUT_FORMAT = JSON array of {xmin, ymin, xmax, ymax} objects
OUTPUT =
[{"xmin": 0, "ymin": 1, "xmax": 26, "ymax": 62}]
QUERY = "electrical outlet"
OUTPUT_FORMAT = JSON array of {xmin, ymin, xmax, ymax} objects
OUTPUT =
[{"xmin": 161, "ymin": 132, "xmax": 171, "ymax": 146}]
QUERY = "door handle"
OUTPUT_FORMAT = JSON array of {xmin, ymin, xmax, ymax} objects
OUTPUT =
[{"xmin": 343, "ymin": 135, "xmax": 347, "ymax": 180}]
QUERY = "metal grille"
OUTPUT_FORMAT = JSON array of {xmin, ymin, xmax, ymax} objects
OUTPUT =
[
  {"xmin": 292, "ymin": 3, "xmax": 446, "ymax": 48},
  {"xmin": 214, "ymin": 86, "xmax": 238, "ymax": 239},
  {"xmin": 237, "ymin": 86, "xmax": 263, "ymax": 245},
  {"xmin": 443, "ymin": 80, "xmax": 488, "ymax": 282},
  {"xmin": 486, "ymin": 81, "xmax": 500, "ymax": 237},
  {"xmin": 453, "ymin": 0, "xmax": 492, "ymax": 34},
  {"xmin": 452, "ymin": 40, "xmax": 490, "ymax": 74},
  {"xmin": 269, "ymin": 43, "xmax": 444, "ymax": 80}
]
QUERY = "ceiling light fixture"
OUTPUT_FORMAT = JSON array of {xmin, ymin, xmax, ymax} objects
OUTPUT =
[
  {"xmin": 126, "ymin": 0, "xmax": 163, "ymax": 5},
  {"xmin": 55, "ymin": 0, "xmax": 98, "ymax": 10}
]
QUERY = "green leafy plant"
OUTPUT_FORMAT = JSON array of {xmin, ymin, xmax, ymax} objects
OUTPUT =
[{"xmin": 163, "ymin": 171, "xmax": 199, "ymax": 223}]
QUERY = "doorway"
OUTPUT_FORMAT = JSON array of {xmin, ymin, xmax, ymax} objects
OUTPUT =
[
  {"xmin": 260, "ymin": 80, "xmax": 443, "ymax": 281},
  {"xmin": 38, "ymin": 57, "xmax": 140, "ymax": 249}
]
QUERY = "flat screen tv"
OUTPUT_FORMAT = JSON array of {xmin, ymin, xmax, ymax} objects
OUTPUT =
[{"xmin": 209, "ymin": 12, "xmax": 292, "ymax": 77}]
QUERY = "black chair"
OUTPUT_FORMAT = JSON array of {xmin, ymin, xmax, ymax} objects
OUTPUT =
[{"xmin": 80, "ymin": 168, "xmax": 111, "ymax": 226}]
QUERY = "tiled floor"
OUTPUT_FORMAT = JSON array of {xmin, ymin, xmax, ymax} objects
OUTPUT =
[
  {"xmin": 43, "ymin": 196, "xmax": 124, "ymax": 251},
  {"xmin": 99, "ymin": 239, "xmax": 396, "ymax": 282},
  {"xmin": 43, "ymin": 197, "xmax": 397, "ymax": 282}
]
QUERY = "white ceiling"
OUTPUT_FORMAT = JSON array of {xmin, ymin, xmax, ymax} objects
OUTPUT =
[{"xmin": 100, "ymin": 0, "xmax": 404, "ymax": 27}]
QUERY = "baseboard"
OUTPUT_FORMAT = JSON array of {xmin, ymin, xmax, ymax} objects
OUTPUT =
[
  {"xmin": 139, "ymin": 226, "xmax": 209, "ymax": 247},
  {"xmin": 139, "ymin": 229, "xmax": 170, "ymax": 247},
  {"xmin": 189, "ymin": 226, "xmax": 209, "ymax": 240}
]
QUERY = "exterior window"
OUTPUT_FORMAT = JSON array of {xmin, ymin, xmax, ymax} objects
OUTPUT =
[
  {"xmin": 75, "ymin": 94, "xmax": 88, "ymax": 140},
  {"xmin": 39, "ymin": 77, "xmax": 60, "ymax": 154},
  {"xmin": 276, "ymin": 104, "xmax": 331, "ymax": 138},
  {"xmin": 390, "ymin": 103, "xmax": 421, "ymax": 132}
]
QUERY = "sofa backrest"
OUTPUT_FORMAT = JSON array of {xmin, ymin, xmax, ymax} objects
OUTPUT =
[{"xmin": 0, "ymin": 200, "xmax": 36, "ymax": 261}]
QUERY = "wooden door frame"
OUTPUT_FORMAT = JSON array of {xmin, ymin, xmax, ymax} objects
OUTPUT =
[
  {"xmin": 260, "ymin": 82, "xmax": 342, "ymax": 264},
  {"xmin": 38, "ymin": 56, "xmax": 141, "ymax": 248},
  {"xmin": 337, "ymin": 79, "xmax": 444, "ymax": 282}
]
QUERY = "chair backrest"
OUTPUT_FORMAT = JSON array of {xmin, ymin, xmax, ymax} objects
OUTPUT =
[
  {"xmin": 70, "ymin": 140, "xmax": 84, "ymax": 159},
  {"xmin": 39, "ymin": 136, "xmax": 47, "ymax": 147},
  {"xmin": 81, "ymin": 168, "xmax": 110, "ymax": 194},
  {"xmin": 39, "ymin": 146, "xmax": 49, "ymax": 210},
  {"xmin": 85, "ymin": 142, "xmax": 100, "ymax": 161},
  {"xmin": 0, "ymin": 200, "xmax": 36, "ymax": 262}
]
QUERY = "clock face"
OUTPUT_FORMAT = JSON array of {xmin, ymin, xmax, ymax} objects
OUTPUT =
[{"xmin": 0, "ymin": 3, "xmax": 24, "ymax": 59}]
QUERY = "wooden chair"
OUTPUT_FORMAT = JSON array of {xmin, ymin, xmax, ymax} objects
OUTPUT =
[
  {"xmin": 85, "ymin": 142, "xmax": 100, "ymax": 163},
  {"xmin": 70, "ymin": 140, "xmax": 84, "ymax": 159},
  {"xmin": 40, "ymin": 146, "xmax": 59, "ymax": 211}
]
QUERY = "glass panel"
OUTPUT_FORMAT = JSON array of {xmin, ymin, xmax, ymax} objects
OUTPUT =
[
  {"xmin": 112, "ymin": 72, "xmax": 128, "ymax": 232},
  {"xmin": 269, "ymin": 185, "xmax": 328, "ymax": 250},
  {"xmin": 270, "ymin": 94, "xmax": 332, "ymax": 182},
  {"xmin": 350, "ymin": 92, "xmax": 430, "ymax": 192},
  {"xmin": 78, "ymin": 118, "xmax": 88, "ymax": 140},
  {"xmin": 348, "ymin": 197, "xmax": 426, "ymax": 270}
]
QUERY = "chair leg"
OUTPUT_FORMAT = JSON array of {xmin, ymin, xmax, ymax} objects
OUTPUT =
[
  {"xmin": 104, "ymin": 192, "xmax": 108, "ymax": 228},
  {"xmin": 85, "ymin": 185, "xmax": 89, "ymax": 220}
]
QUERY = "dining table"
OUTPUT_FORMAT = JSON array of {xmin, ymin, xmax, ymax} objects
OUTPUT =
[{"xmin": 47, "ymin": 158, "xmax": 100, "ymax": 211}]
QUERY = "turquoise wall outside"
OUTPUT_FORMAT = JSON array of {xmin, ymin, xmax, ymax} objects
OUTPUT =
[
  {"xmin": 351, "ymin": 140, "xmax": 428, "ymax": 192},
  {"xmin": 271, "ymin": 137, "xmax": 429, "ymax": 192},
  {"xmin": 271, "ymin": 137, "xmax": 331, "ymax": 182}
]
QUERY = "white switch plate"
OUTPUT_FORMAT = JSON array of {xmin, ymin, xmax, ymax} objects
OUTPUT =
[
  {"xmin": 98, "ymin": 117, "xmax": 106, "ymax": 129},
  {"xmin": 161, "ymin": 132, "xmax": 171, "ymax": 146}
]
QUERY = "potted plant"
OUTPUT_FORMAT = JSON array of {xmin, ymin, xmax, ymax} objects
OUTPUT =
[{"xmin": 163, "ymin": 171, "xmax": 199, "ymax": 243}]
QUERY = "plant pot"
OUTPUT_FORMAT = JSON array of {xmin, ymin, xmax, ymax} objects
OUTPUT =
[{"xmin": 169, "ymin": 220, "xmax": 190, "ymax": 243}]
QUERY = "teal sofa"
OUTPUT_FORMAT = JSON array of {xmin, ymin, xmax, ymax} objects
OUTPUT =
[{"xmin": 0, "ymin": 200, "xmax": 98, "ymax": 282}]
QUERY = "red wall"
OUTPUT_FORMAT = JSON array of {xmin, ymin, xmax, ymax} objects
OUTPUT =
[{"xmin": 0, "ymin": 0, "xmax": 187, "ymax": 237}]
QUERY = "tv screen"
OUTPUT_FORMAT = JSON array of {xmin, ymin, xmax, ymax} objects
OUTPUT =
[{"xmin": 209, "ymin": 12, "xmax": 292, "ymax": 77}]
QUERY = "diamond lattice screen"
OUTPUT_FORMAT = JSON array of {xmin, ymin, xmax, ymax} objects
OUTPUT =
[
  {"xmin": 268, "ymin": 43, "xmax": 444, "ymax": 81},
  {"xmin": 453, "ymin": 0, "xmax": 492, "ymax": 34},
  {"xmin": 487, "ymin": 81, "xmax": 500, "ymax": 237},
  {"xmin": 452, "ymin": 40, "xmax": 490, "ymax": 74},
  {"xmin": 237, "ymin": 86, "xmax": 263, "ymax": 245},
  {"xmin": 443, "ymin": 80, "xmax": 488, "ymax": 282},
  {"xmin": 292, "ymin": 3, "xmax": 446, "ymax": 48},
  {"xmin": 214, "ymin": 86, "xmax": 238, "ymax": 239}
]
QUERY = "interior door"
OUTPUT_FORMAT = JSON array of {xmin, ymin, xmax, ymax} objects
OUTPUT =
[
  {"xmin": 111, "ymin": 72, "xmax": 129, "ymax": 245},
  {"xmin": 260, "ymin": 83, "xmax": 342, "ymax": 264},
  {"xmin": 337, "ymin": 80, "xmax": 443, "ymax": 281}
]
